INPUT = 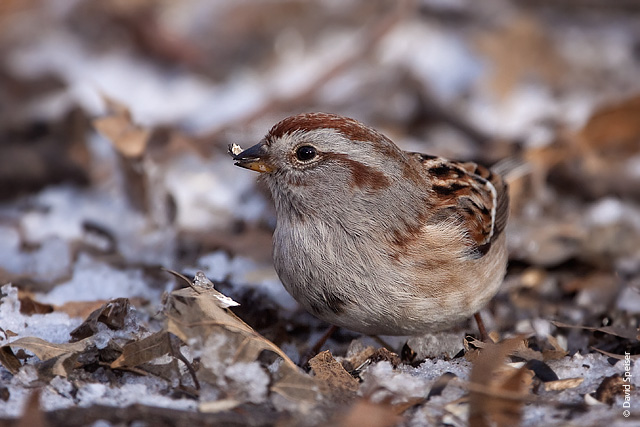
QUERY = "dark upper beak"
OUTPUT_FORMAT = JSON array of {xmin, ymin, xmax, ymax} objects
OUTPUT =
[{"xmin": 233, "ymin": 142, "xmax": 273, "ymax": 173}]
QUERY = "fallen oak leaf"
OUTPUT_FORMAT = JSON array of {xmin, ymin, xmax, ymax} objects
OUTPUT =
[
  {"xmin": 163, "ymin": 268, "xmax": 240, "ymax": 307},
  {"xmin": 165, "ymin": 287, "xmax": 296, "ymax": 371},
  {"xmin": 164, "ymin": 284, "xmax": 320, "ymax": 407},
  {"xmin": 70, "ymin": 298, "xmax": 132, "ymax": 341},
  {"xmin": 0, "ymin": 346, "xmax": 22, "ymax": 375},
  {"xmin": 270, "ymin": 366, "xmax": 322, "ymax": 408},
  {"xmin": 110, "ymin": 331, "xmax": 172, "ymax": 369},
  {"xmin": 4, "ymin": 337, "xmax": 91, "ymax": 361},
  {"xmin": 3, "ymin": 336, "xmax": 94, "ymax": 377},
  {"xmin": 308, "ymin": 350, "xmax": 359, "ymax": 402}
]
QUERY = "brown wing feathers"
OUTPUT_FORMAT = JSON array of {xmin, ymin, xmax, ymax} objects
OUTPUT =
[{"xmin": 412, "ymin": 153, "xmax": 509, "ymax": 255}]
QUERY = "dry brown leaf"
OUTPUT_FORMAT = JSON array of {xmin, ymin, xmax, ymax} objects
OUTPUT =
[
  {"xmin": 427, "ymin": 372, "xmax": 457, "ymax": 400},
  {"xmin": 552, "ymin": 321, "xmax": 639, "ymax": 341},
  {"xmin": 110, "ymin": 331, "xmax": 172, "ymax": 369},
  {"xmin": 339, "ymin": 345, "xmax": 376, "ymax": 372},
  {"xmin": 543, "ymin": 378, "xmax": 584, "ymax": 392},
  {"xmin": 165, "ymin": 287, "xmax": 297, "ymax": 370},
  {"xmin": 70, "ymin": 298, "xmax": 132, "ymax": 341},
  {"xmin": 3, "ymin": 336, "xmax": 93, "ymax": 377},
  {"xmin": 164, "ymin": 286, "xmax": 319, "ymax": 405},
  {"xmin": 542, "ymin": 335, "xmax": 568, "ymax": 361},
  {"xmin": 591, "ymin": 347, "xmax": 640, "ymax": 361},
  {"xmin": 308, "ymin": 350, "xmax": 359, "ymax": 401},
  {"xmin": 465, "ymin": 336, "xmax": 542, "ymax": 362},
  {"xmin": 469, "ymin": 338, "xmax": 533, "ymax": 427},
  {"xmin": 17, "ymin": 388, "xmax": 45, "ymax": 427},
  {"xmin": 578, "ymin": 94, "xmax": 640, "ymax": 158},
  {"xmin": 55, "ymin": 300, "xmax": 110, "ymax": 319},
  {"xmin": 333, "ymin": 399, "xmax": 403, "ymax": 427},
  {"xmin": 476, "ymin": 15, "xmax": 563, "ymax": 98},
  {"xmin": 595, "ymin": 374, "xmax": 631, "ymax": 405},
  {"xmin": 4, "ymin": 337, "xmax": 90, "ymax": 361},
  {"xmin": 93, "ymin": 95, "xmax": 150, "ymax": 158},
  {"xmin": 17, "ymin": 291, "xmax": 53, "ymax": 315},
  {"xmin": 0, "ymin": 346, "xmax": 22, "ymax": 375},
  {"xmin": 270, "ymin": 366, "xmax": 322, "ymax": 406}
]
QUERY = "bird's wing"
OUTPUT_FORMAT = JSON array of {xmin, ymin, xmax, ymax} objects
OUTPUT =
[{"xmin": 409, "ymin": 153, "xmax": 509, "ymax": 256}]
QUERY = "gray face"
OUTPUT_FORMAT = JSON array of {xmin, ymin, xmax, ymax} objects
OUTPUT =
[
  {"xmin": 265, "ymin": 128, "xmax": 424, "ymax": 230},
  {"xmin": 234, "ymin": 121, "xmax": 430, "ymax": 234}
]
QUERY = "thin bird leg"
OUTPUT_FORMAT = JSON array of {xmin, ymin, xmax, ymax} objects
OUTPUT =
[
  {"xmin": 474, "ymin": 312, "xmax": 490, "ymax": 342},
  {"xmin": 302, "ymin": 325, "xmax": 339, "ymax": 366}
]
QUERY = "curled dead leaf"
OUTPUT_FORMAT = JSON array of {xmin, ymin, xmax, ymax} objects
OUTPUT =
[
  {"xmin": 93, "ymin": 95, "xmax": 150, "ymax": 158},
  {"xmin": 2, "ymin": 336, "xmax": 93, "ymax": 377},
  {"xmin": 110, "ymin": 331, "xmax": 172, "ymax": 370},
  {"xmin": 543, "ymin": 377, "xmax": 584, "ymax": 392},
  {"xmin": 469, "ymin": 338, "xmax": 534, "ymax": 427}
]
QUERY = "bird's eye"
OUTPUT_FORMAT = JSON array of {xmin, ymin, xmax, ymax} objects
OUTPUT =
[{"xmin": 295, "ymin": 145, "xmax": 317, "ymax": 162}]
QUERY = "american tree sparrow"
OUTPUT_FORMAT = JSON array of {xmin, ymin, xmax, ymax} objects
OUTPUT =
[{"xmin": 233, "ymin": 113, "xmax": 508, "ymax": 336}]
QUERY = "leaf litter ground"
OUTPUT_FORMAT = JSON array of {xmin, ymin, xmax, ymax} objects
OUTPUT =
[{"xmin": 1, "ymin": 1, "xmax": 640, "ymax": 425}]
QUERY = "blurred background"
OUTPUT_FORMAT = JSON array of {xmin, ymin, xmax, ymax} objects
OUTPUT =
[
  {"xmin": 1, "ymin": 0, "xmax": 640, "ymax": 355},
  {"xmin": 1, "ymin": 1, "xmax": 640, "ymax": 423}
]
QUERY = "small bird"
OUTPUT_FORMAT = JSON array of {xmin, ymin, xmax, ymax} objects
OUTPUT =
[{"xmin": 233, "ymin": 113, "xmax": 508, "ymax": 336}]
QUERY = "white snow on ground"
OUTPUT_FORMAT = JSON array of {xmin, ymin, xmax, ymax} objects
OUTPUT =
[
  {"xmin": 189, "ymin": 251, "xmax": 299, "ymax": 311},
  {"xmin": 36, "ymin": 254, "xmax": 162, "ymax": 305},
  {"xmin": 0, "ymin": 284, "xmax": 83, "ymax": 345}
]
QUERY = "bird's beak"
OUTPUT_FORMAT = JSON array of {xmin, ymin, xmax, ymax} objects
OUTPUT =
[{"xmin": 233, "ymin": 142, "xmax": 274, "ymax": 173}]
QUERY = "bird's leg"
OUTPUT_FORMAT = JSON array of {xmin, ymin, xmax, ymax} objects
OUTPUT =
[
  {"xmin": 302, "ymin": 324, "xmax": 339, "ymax": 366},
  {"xmin": 474, "ymin": 312, "xmax": 490, "ymax": 342}
]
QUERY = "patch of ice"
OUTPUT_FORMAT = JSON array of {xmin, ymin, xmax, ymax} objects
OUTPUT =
[
  {"xmin": 76, "ymin": 383, "xmax": 107, "ymax": 406},
  {"xmin": 37, "ymin": 253, "xmax": 157, "ymax": 305},
  {"xmin": 616, "ymin": 286, "xmax": 640, "ymax": 314},
  {"xmin": 548, "ymin": 353, "xmax": 621, "ymax": 395},
  {"xmin": 0, "ymin": 230, "xmax": 72, "ymax": 282},
  {"xmin": 407, "ymin": 331, "xmax": 465, "ymax": 360},
  {"xmin": 40, "ymin": 379, "xmax": 76, "ymax": 412},
  {"xmin": 407, "ymin": 358, "xmax": 473, "ymax": 382},
  {"xmin": 196, "ymin": 252, "xmax": 234, "ymax": 282},
  {"xmin": 0, "ymin": 284, "xmax": 83, "ymax": 345},
  {"xmin": 468, "ymin": 85, "xmax": 558, "ymax": 139},
  {"xmin": 50, "ymin": 376, "xmax": 74, "ymax": 397},
  {"xmin": 422, "ymin": 0, "xmax": 469, "ymax": 9},
  {"xmin": 587, "ymin": 198, "xmax": 625, "ymax": 226},
  {"xmin": 9, "ymin": 31, "xmax": 217, "ymax": 126},
  {"xmin": 200, "ymin": 333, "xmax": 230, "ymax": 377},
  {"xmin": 0, "ymin": 381, "xmax": 30, "ymax": 417},
  {"xmin": 586, "ymin": 198, "xmax": 640, "ymax": 232},
  {"xmin": 361, "ymin": 361, "xmax": 429, "ymax": 404},
  {"xmin": 224, "ymin": 362, "xmax": 269, "ymax": 404},
  {"xmin": 20, "ymin": 185, "xmax": 176, "ymax": 266},
  {"xmin": 183, "ymin": 72, "xmax": 267, "ymax": 134},
  {"xmin": 75, "ymin": 378, "xmax": 197, "ymax": 411},
  {"xmin": 13, "ymin": 365, "xmax": 39, "ymax": 387}
]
